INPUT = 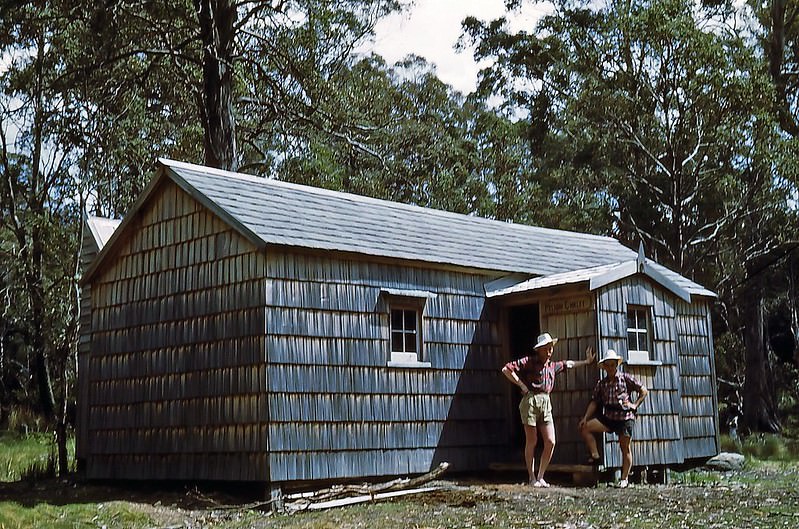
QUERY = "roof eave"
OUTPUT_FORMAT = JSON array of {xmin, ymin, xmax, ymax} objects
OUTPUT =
[
  {"xmin": 162, "ymin": 161, "xmax": 267, "ymax": 253},
  {"xmin": 80, "ymin": 166, "xmax": 170, "ymax": 286},
  {"xmin": 589, "ymin": 260, "xmax": 692, "ymax": 303}
]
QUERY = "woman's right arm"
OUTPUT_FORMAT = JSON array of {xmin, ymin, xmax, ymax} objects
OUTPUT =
[{"xmin": 502, "ymin": 365, "xmax": 529, "ymax": 393}]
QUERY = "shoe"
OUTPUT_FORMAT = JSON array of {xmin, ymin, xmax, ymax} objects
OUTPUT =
[
  {"xmin": 617, "ymin": 479, "xmax": 629, "ymax": 489},
  {"xmin": 533, "ymin": 479, "xmax": 550, "ymax": 488}
]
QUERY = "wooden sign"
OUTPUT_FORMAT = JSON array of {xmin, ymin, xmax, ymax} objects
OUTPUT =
[{"xmin": 542, "ymin": 296, "xmax": 593, "ymax": 316}]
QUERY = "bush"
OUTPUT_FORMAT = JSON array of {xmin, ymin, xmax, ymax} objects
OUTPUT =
[
  {"xmin": 5, "ymin": 406, "xmax": 45, "ymax": 434},
  {"xmin": 719, "ymin": 433, "xmax": 741, "ymax": 453},
  {"xmin": 738, "ymin": 434, "xmax": 799, "ymax": 461}
]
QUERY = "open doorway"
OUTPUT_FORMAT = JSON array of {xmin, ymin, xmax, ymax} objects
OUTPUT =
[{"xmin": 506, "ymin": 303, "xmax": 540, "ymax": 457}]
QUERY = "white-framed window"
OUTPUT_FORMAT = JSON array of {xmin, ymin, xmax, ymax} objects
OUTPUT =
[
  {"xmin": 391, "ymin": 306, "xmax": 420, "ymax": 362},
  {"xmin": 381, "ymin": 288, "xmax": 434, "ymax": 368},
  {"xmin": 626, "ymin": 305, "xmax": 651, "ymax": 363}
]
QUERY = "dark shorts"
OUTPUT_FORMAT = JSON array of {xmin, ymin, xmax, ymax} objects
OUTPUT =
[{"xmin": 597, "ymin": 415, "xmax": 636, "ymax": 438}]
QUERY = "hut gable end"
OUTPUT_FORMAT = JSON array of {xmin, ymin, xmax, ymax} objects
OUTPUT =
[{"xmin": 85, "ymin": 180, "xmax": 269, "ymax": 481}]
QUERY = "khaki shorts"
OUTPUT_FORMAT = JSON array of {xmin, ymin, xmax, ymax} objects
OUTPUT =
[{"xmin": 519, "ymin": 392, "xmax": 553, "ymax": 426}]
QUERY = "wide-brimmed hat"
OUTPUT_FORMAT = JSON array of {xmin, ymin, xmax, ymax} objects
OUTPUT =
[
  {"xmin": 598, "ymin": 349, "xmax": 623, "ymax": 365},
  {"xmin": 534, "ymin": 332, "xmax": 558, "ymax": 350}
]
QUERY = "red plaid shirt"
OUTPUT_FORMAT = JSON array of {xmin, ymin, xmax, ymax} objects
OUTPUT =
[
  {"xmin": 503, "ymin": 356, "xmax": 566, "ymax": 394},
  {"xmin": 592, "ymin": 371, "xmax": 644, "ymax": 420}
]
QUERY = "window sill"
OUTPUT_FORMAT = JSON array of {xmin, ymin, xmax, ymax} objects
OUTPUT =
[
  {"xmin": 625, "ymin": 359, "xmax": 662, "ymax": 367},
  {"xmin": 387, "ymin": 360, "xmax": 432, "ymax": 369}
]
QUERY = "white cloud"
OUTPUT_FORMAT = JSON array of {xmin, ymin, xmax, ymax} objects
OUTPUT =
[{"xmin": 369, "ymin": 0, "xmax": 548, "ymax": 94}]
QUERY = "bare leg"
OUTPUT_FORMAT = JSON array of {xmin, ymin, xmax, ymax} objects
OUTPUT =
[
  {"xmin": 619, "ymin": 435, "xmax": 633, "ymax": 480},
  {"xmin": 536, "ymin": 422, "xmax": 556, "ymax": 483},
  {"xmin": 523, "ymin": 424, "xmax": 538, "ymax": 483},
  {"xmin": 579, "ymin": 418, "xmax": 609, "ymax": 460}
]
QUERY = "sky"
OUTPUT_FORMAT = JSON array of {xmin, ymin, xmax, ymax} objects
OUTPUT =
[{"xmin": 369, "ymin": 0, "xmax": 548, "ymax": 95}]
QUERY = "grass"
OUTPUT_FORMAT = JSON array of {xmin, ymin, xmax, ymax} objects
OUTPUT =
[
  {"xmin": 717, "ymin": 431, "xmax": 799, "ymax": 462},
  {"xmin": 0, "ymin": 432, "xmax": 64, "ymax": 482},
  {"xmin": 0, "ymin": 501, "xmax": 155, "ymax": 529},
  {"xmin": 1, "ymin": 429, "xmax": 799, "ymax": 529},
  {"xmin": 0, "ymin": 432, "xmax": 154, "ymax": 528}
]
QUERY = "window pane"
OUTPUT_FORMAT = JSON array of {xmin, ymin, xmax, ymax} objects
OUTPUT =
[
  {"xmin": 627, "ymin": 310, "xmax": 637, "ymax": 329},
  {"xmin": 405, "ymin": 332, "xmax": 417, "ymax": 353},
  {"xmin": 628, "ymin": 331, "xmax": 638, "ymax": 350},
  {"xmin": 404, "ymin": 310, "xmax": 416, "ymax": 330},
  {"xmin": 391, "ymin": 310, "xmax": 403, "ymax": 329},
  {"xmin": 392, "ymin": 331, "xmax": 404, "ymax": 352}
]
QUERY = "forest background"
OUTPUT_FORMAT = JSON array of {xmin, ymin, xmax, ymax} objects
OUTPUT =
[{"xmin": 2, "ymin": 0, "xmax": 799, "ymax": 476}]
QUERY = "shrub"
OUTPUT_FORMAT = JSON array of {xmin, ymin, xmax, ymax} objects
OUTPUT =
[{"xmin": 738, "ymin": 434, "xmax": 799, "ymax": 461}]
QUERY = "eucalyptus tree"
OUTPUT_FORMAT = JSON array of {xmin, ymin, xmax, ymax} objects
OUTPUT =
[
  {"xmin": 70, "ymin": 0, "xmax": 403, "ymax": 173},
  {"xmin": 277, "ymin": 51, "xmax": 611, "ymax": 231},
  {"xmin": 466, "ymin": 0, "xmax": 776, "ymax": 276},
  {"xmin": 1, "ymin": 0, "xmax": 87, "ymax": 472},
  {"xmin": 275, "ymin": 54, "xmax": 490, "ymax": 213},
  {"xmin": 753, "ymin": 0, "xmax": 799, "ymax": 137}
]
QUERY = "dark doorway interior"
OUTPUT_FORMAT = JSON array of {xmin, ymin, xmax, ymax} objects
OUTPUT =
[
  {"xmin": 506, "ymin": 303, "xmax": 540, "ymax": 457},
  {"xmin": 508, "ymin": 304, "xmax": 540, "ymax": 358}
]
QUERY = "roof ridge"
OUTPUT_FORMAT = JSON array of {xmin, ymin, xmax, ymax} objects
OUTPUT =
[{"xmin": 157, "ymin": 158, "xmax": 619, "ymax": 243}]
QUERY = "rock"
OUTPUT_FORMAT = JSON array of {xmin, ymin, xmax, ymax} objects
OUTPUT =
[{"xmin": 704, "ymin": 452, "xmax": 745, "ymax": 471}]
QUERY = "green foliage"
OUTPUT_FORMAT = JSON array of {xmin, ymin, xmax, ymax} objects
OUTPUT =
[
  {"xmin": 467, "ymin": 0, "xmax": 788, "ymax": 276},
  {"xmin": 739, "ymin": 434, "xmax": 799, "ymax": 462},
  {"xmin": 4, "ymin": 407, "xmax": 46, "ymax": 435},
  {"xmin": 0, "ymin": 432, "xmax": 66, "ymax": 482},
  {"xmin": 719, "ymin": 433, "xmax": 741, "ymax": 453}
]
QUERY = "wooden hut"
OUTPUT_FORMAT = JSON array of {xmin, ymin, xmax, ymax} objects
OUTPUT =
[{"xmin": 78, "ymin": 159, "xmax": 719, "ymax": 488}]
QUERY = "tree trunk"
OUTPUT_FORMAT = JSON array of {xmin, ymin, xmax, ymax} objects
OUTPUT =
[
  {"xmin": 768, "ymin": 0, "xmax": 799, "ymax": 136},
  {"xmin": 791, "ymin": 251, "xmax": 799, "ymax": 367},
  {"xmin": 741, "ymin": 274, "xmax": 781, "ymax": 433},
  {"xmin": 29, "ymin": 35, "xmax": 56, "ymax": 421},
  {"xmin": 196, "ymin": 0, "xmax": 237, "ymax": 170}
]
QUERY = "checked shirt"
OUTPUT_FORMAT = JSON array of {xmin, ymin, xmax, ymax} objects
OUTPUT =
[{"xmin": 503, "ymin": 356, "xmax": 566, "ymax": 394}]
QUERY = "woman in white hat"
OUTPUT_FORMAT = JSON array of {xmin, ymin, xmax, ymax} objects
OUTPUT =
[
  {"xmin": 578, "ymin": 349, "xmax": 648, "ymax": 488},
  {"xmin": 502, "ymin": 332, "xmax": 596, "ymax": 487}
]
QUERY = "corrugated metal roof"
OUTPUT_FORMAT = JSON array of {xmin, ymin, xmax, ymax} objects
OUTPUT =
[
  {"xmin": 486, "ymin": 260, "xmax": 715, "ymax": 298},
  {"xmin": 93, "ymin": 159, "xmax": 712, "ymax": 297},
  {"xmin": 486, "ymin": 262, "xmax": 623, "ymax": 297}
]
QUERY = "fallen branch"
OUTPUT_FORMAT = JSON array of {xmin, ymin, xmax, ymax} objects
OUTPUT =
[
  {"xmin": 293, "ymin": 486, "xmax": 439, "ymax": 512},
  {"xmin": 284, "ymin": 462, "xmax": 449, "ymax": 512}
]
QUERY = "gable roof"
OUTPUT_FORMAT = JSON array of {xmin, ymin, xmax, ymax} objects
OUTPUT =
[
  {"xmin": 486, "ymin": 255, "xmax": 713, "ymax": 300},
  {"xmin": 82, "ymin": 159, "xmax": 715, "ymax": 298}
]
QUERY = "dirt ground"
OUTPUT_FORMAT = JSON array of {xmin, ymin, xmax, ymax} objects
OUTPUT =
[{"xmin": 2, "ymin": 464, "xmax": 799, "ymax": 528}]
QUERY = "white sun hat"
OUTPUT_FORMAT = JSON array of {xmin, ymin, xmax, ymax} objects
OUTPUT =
[
  {"xmin": 598, "ymin": 349, "xmax": 623, "ymax": 365},
  {"xmin": 533, "ymin": 332, "xmax": 558, "ymax": 349}
]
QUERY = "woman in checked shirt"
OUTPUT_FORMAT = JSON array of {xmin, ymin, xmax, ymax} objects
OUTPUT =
[{"xmin": 578, "ymin": 349, "xmax": 649, "ymax": 488}]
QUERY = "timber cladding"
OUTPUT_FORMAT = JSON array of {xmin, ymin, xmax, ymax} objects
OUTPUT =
[
  {"xmin": 83, "ymin": 178, "xmax": 507, "ymax": 482},
  {"xmin": 541, "ymin": 294, "xmax": 598, "ymax": 465},
  {"xmin": 676, "ymin": 298, "xmax": 719, "ymax": 457},
  {"xmin": 264, "ymin": 251, "xmax": 504, "ymax": 481},
  {"xmin": 596, "ymin": 277, "xmax": 717, "ymax": 467},
  {"xmin": 86, "ymin": 181, "xmax": 268, "ymax": 481},
  {"xmin": 597, "ymin": 277, "xmax": 683, "ymax": 468}
]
